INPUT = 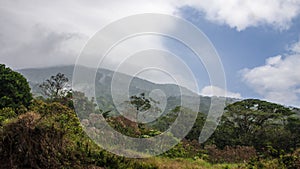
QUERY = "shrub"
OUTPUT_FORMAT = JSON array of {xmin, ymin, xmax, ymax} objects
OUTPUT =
[
  {"xmin": 247, "ymin": 154, "xmax": 300, "ymax": 169},
  {"xmin": 278, "ymin": 149, "xmax": 300, "ymax": 169},
  {"xmin": 0, "ymin": 112, "xmax": 78, "ymax": 168},
  {"xmin": 162, "ymin": 142, "xmax": 189, "ymax": 158},
  {"xmin": 0, "ymin": 107, "xmax": 16, "ymax": 125},
  {"xmin": 0, "ymin": 101, "xmax": 158, "ymax": 169},
  {"xmin": 205, "ymin": 145, "xmax": 257, "ymax": 163}
]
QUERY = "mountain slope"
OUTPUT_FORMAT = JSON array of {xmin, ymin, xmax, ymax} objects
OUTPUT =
[{"xmin": 18, "ymin": 65, "xmax": 238, "ymax": 114}]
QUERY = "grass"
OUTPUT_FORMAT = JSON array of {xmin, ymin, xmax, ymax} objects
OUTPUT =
[{"xmin": 139, "ymin": 157, "xmax": 243, "ymax": 169}]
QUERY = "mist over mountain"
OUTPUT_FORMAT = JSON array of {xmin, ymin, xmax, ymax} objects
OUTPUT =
[{"xmin": 18, "ymin": 65, "xmax": 239, "ymax": 114}]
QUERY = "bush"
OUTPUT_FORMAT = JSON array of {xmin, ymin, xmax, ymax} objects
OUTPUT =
[
  {"xmin": 278, "ymin": 149, "xmax": 300, "ymax": 169},
  {"xmin": 0, "ymin": 112, "xmax": 78, "ymax": 168},
  {"xmin": 162, "ymin": 142, "xmax": 189, "ymax": 158},
  {"xmin": 0, "ymin": 101, "xmax": 90, "ymax": 168},
  {"xmin": 0, "ymin": 100, "xmax": 158, "ymax": 169},
  {"xmin": 0, "ymin": 107, "xmax": 16, "ymax": 125},
  {"xmin": 246, "ymin": 149, "xmax": 300, "ymax": 169},
  {"xmin": 205, "ymin": 145, "xmax": 257, "ymax": 163}
]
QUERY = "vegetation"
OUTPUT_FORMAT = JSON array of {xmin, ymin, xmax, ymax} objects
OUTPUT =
[
  {"xmin": 0, "ymin": 65, "xmax": 299, "ymax": 168},
  {"xmin": 130, "ymin": 93, "xmax": 151, "ymax": 113},
  {"xmin": 39, "ymin": 72, "xmax": 71, "ymax": 99},
  {"xmin": 211, "ymin": 99, "xmax": 299, "ymax": 152},
  {"xmin": 0, "ymin": 64, "xmax": 32, "ymax": 112}
]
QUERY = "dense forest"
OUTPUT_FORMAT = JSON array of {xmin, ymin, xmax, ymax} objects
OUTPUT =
[{"xmin": 0, "ymin": 64, "xmax": 299, "ymax": 169}]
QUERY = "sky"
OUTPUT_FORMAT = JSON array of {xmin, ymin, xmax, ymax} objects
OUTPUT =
[{"xmin": 0, "ymin": 0, "xmax": 300, "ymax": 107}]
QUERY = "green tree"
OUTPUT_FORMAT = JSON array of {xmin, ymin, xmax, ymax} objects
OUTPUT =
[
  {"xmin": 286, "ymin": 116, "xmax": 300, "ymax": 150},
  {"xmin": 213, "ymin": 99, "xmax": 295, "ymax": 151},
  {"xmin": 0, "ymin": 64, "xmax": 32, "ymax": 111},
  {"xmin": 39, "ymin": 73, "xmax": 70, "ymax": 99},
  {"xmin": 186, "ymin": 112, "xmax": 206, "ymax": 141},
  {"xmin": 130, "ymin": 93, "xmax": 151, "ymax": 118}
]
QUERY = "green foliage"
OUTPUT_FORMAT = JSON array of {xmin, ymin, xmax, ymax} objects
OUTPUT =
[
  {"xmin": 247, "ymin": 151, "xmax": 300, "ymax": 169},
  {"xmin": 1, "ymin": 65, "xmax": 300, "ymax": 168},
  {"xmin": 162, "ymin": 140, "xmax": 204, "ymax": 159},
  {"xmin": 224, "ymin": 99, "xmax": 292, "ymax": 134},
  {"xmin": 130, "ymin": 93, "xmax": 151, "ymax": 114},
  {"xmin": 92, "ymin": 150, "xmax": 158, "ymax": 169},
  {"xmin": 185, "ymin": 112, "xmax": 206, "ymax": 141},
  {"xmin": 0, "ymin": 107, "xmax": 16, "ymax": 125},
  {"xmin": 0, "ymin": 100, "xmax": 158, "ymax": 168},
  {"xmin": 162, "ymin": 142, "xmax": 189, "ymax": 158},
  {"xmin": 0, "ymin": 64, "xmax": 32, "ymax": 111},
  {"xmin": 152, "ymin": 106, "xmax": 180, "ymax": 132},
  {"xmin": 0, "ymin": 112, "xmax": 79, "ymax": 168},
  {"xmin": 212, "ymin": 99, "xmax": 297, "ymax": 153},
  {"xmin": 279, "ymin": 154, "xmax": 300, "ymax": 169},
  {"xmin": 286, "ymin": 116, "xmax": 300, "ymax": 149}
]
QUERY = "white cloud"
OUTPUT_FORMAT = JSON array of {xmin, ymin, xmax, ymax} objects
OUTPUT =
[
  {"xmin": 1, "ymin": 0, "xmax": 300, "ymax": 69},
  {"xmin": 0, "ymin": 0, "xmax": 178, "ymax": 69},
  {"xmin": 200, "ymin": 85, "xmax": 242, "ymax": 98},
  {"xmin": 0, "ymin": 0, "xmax": 198, "ymax": 90},
  {"xmin": 1, "ymin": 0, "xmax": 300, "ymax": 96},
  {"xmin": 266, "ymin": 55, "xmax": 282, "ymax": 65},
  {"xmin": 290, "ymin": 40, "xmax": 300, "ymax": 53},
  {"xmin": 184, "ymin": 0, "xmax": 300, "ymax": 31},
  {"xmin": 242, "ymin": 41, "xmax": 300, "ymax": 107}
]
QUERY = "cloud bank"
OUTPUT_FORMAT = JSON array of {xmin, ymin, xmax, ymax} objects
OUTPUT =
[
  {"xmin": 200, "ymin": 85, "xmax": 241, "ymax": 98},
  {"xmin": 242, "ymin": 41, "xmax": 300, "ymax": 107},
  {"xmin": 184, "ymin": 0, "xmax": 300, "ymax": 31},
  {"xmin": 1, "ymin": 0, "xmax": 300, "ymax": 69}
]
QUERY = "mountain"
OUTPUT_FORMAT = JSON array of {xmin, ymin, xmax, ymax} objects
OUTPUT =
[{"xmin": 17, "ymin": 65, "xmax": 239, "ymax": 114}]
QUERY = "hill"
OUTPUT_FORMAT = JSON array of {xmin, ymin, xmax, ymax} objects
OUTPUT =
[{"xmin": 18, "ymin": 65, "xmax": 238, "ymax": 115}]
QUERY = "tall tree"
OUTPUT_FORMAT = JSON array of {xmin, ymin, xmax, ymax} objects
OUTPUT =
[
  {"xmin": 0, "ymin": 64, "xmax": 32, "ymax": 111},
  {"xmin": 39, "ymin": 73, "xmax": 70, "ymax": 99},
  {"xmin": 130, "ymin": 93, "xmax": 151, "ymax": 116},
  {"xmin": 129, "ymin": 93, "xmax": 151, "ymax": 129}
]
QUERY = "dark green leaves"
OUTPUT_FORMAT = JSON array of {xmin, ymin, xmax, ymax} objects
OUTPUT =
[{"xmin": 0, "ymin": 64, "xmax": 32, "ymax": 111}]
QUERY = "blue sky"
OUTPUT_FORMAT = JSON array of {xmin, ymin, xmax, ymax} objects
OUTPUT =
[
  {"xmin": 177, "ymin": 6, "xmax": 300, "ymax": 102},
  {"xmin": 0, "ymin": 0, "xmax": 300, "ymax": 107}
]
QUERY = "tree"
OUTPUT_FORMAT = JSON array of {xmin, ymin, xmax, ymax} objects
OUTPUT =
[
  {"xmin": 224, "ymin": 99, "xmax": 292, "ymax": 135},
  {"xmin": 39, "ymin": 73, "xmax": 70, "ymax": 99},
  {"xmin": 186, "ymin": 112, "xmax": 206, "ymax": 141},
  {"xmin": 213, "ymin": 99, "xmax": 295, "ymax": 151},
  {"xmin": 286, "ymin": 116, "xmax": 300, "ymax": 149},
  {"xmin": 130, "ymin": 93, "xmax": 151, "ymax": 118},
  {"xmin": 0, "ymin": 64, "xmax": 32, "ymax": 111}
]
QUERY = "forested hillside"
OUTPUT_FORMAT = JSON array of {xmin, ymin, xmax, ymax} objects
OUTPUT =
[
  {"xmin": 18, "ymin": 65, "xmax": 238, "ymax": 115},
  {"xmin": 1, "ymin": 64, "xmax": 299, "ymax": 168}
]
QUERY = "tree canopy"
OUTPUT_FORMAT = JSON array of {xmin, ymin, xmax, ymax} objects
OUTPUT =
[
  {"xmin": 130, "ymin": 93, "xmax": 151, "ymax": 112},
  {"xmin": 0, "ymin": 64, "xmax": 32, "ymax": 111},
  {"xmin": 39, "ymin": 73, "xmax": 70, "ymax": 99},
  {"xmin": 212, "ymin": 99, "xmax": 298, "ymax": 152}
]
